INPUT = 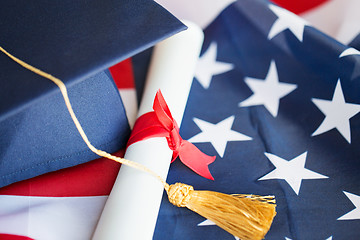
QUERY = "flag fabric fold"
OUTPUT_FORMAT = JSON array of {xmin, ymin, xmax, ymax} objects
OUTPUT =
[
  {"xmin": 1, "ymin": 0, "xmax": 360, "ymax": 239},
  {"xmin": 154, "ymin": 0, "xmax": 360, "ymax": 239},
  {"xmin": 0, "ymin": 149, "xmax": 124, "ymax": 239}
]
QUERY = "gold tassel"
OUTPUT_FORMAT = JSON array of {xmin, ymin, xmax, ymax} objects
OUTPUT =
[
  {"xmin": 166, "ymin": 183, "xmax": 276, "ymax": 240},
  {"xmin": 0, "ymin": 46, "xmax": 276, "ymax": 240}
]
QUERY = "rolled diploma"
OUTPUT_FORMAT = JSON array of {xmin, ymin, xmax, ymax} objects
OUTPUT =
[{"xmin": 92, "ymin": 21, "xmax": 204, "ymax": 240}]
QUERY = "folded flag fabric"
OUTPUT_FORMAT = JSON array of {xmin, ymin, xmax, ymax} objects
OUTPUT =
[
  {"xmin": 154, "ymin": 0, "xmax": 360, "ymax": 239},
  {"xmin": 2, "ymin": 0, "xmax": 360, "ymax": 239},
  {"xmin": 287, "ymin": 0, "xmax": 360, "ymax": 45},
  {"xmin": 0, "ymin": 0, "xmax": 185, "ymax": 187},
  {"xmin": 0, "ymin": 152, "xmax": 123, "ymax": 240}
]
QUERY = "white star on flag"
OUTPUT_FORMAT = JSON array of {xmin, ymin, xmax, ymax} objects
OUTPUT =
[
  {"xmin": 258, "ymin": 152, "xmax": 328, "ymax": 195},
  {"xmin": 312, "ymin": 79, "xmax": 360, "ymax": 143},
  {"xmin": 286, "ymin": 237, "xmax": 332, "ymax": 240},
  {"xmin": 268, "ymin": 4, "xmax": 310, "ymax": 41},
  {"xmin": 338, "ymin": 191, "xmax": 360, "ymax": 220},
  {"xmin": 198, "ymin": 219, "xmax": 239, "ymax": 240},
  {"xmin": 239, "ymin": 60, "xmax": 297, "ymax": 117},
  {"xmin": 339, "ymin": 47, "xmax": 360, "ymax": 80},
  {"xmin": 194, "ymin": 41, "xmax": 234, "ymax": 89},
  {"xmin": 188, "ymin": 115, "xmax": 252, "ymax": 158},
  {"xmin": 339, "ymin": 47, "xmax": 360, "ymax": 58}
]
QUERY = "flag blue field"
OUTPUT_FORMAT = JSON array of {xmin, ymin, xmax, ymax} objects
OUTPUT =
[{"xmin": 154, "ymin": 0, "xmax": 360, "ymax": 239}]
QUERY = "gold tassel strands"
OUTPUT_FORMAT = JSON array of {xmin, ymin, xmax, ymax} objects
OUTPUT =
[
  {"xmin": 0, "ymin": 46, "xmax": 276, "ymax": 240},
  {"xmin": 166, "ymin": 183, "xmax": 276, "ymax": 240}
]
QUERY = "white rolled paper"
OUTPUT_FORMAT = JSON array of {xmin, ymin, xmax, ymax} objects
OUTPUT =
[{"xmin": 92, "ymin": 21, "xmax": 204, "ymax": 240}]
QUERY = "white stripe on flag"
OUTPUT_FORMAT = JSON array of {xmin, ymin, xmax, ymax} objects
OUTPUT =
[
  {"xmin": 301, "ymin": 0, "xmax": 360, "ymax": 44},
  {"xmin": 155, "ymin": 0, "xmax": 236, "ymax": 29},
  {"xmin": 0, "ymin": 195, "xmax": 107, "ymax": 240},
  {"xmin": 119, "ymin": 88, "xmax": 138, "ymax": 129}
]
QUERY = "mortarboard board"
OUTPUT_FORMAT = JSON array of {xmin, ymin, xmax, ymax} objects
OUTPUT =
[{"xmin": 0, "ymin": 0, "xmax": 185, "ymax": 188}]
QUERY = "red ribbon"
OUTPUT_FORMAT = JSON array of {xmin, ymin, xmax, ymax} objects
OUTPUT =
[{"xmin": 127, "ymin": 90, "xmax": 215, "ymax": 180}]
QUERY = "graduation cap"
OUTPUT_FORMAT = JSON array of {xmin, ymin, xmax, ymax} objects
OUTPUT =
[{"xmin": 0, "ymin": 0, "xmax": 185, "ymax": 188}]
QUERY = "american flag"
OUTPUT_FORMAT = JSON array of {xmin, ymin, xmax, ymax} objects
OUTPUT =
[
  {"xmin": 154, "ymin": 0, "xmax": 360, "ymax": 239},
  {"xmin": 1, "ymin": 0, "xmax": 360, "ymax": 239}
]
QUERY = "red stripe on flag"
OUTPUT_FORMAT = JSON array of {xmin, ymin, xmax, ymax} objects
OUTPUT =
[
  {"xmin": 0, "ymin": 150, "xmax": 124, "ymax": 197},
  {"xmin": 109, "ymin": 58, "xmax": 135, "ymax": 89},
  {"xmin": 271, "ymin": 0, "xmax": 329, "ymax": 14},
  {"xmin": 0, "ymin": 234, "xmax": 34, "ymax": 240}
]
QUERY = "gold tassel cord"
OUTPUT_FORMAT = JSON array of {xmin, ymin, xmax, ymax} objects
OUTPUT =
[
  {"xmin": 0, "ymin": 46, "xmax": 276, "ymax": 240},
  {"xmin": 167, "ymin": 183, "xmax": 276, "ymax": 240}
]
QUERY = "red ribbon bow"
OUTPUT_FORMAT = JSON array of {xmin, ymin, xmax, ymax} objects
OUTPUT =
[{"xmin": 127, "ymin": 90, "xmax": 215, "ymax": 180}]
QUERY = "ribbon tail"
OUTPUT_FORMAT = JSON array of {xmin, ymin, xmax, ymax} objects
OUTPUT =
[
  {"xmin": 153, "ymin": 90, "xmax": 174, "ymax": 131},
  {"xmin": 178, "ymin": 140, "xmax": 216, "ymax": 180}
]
